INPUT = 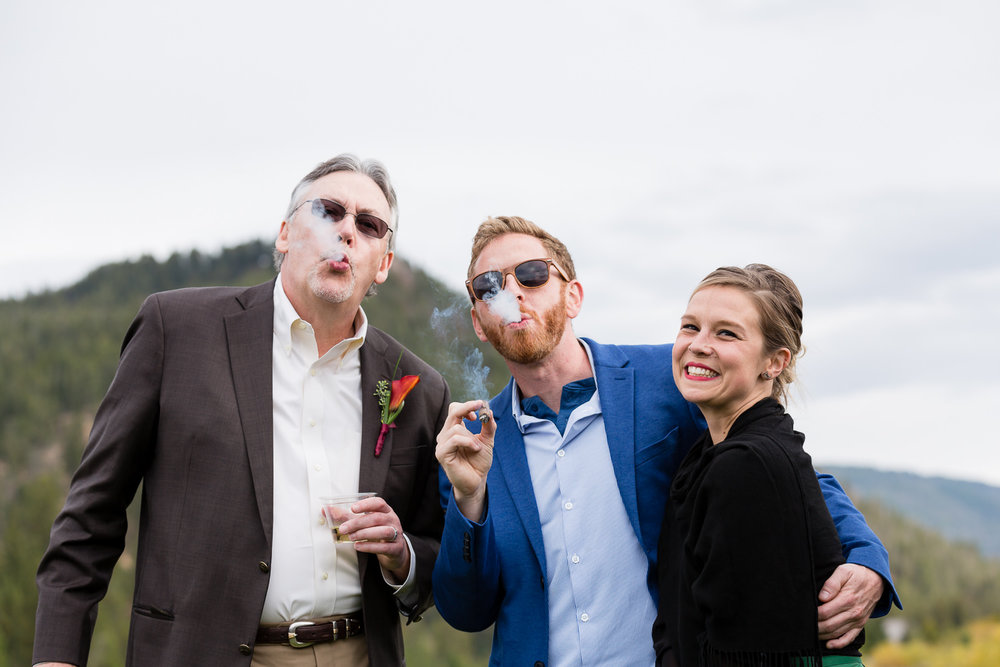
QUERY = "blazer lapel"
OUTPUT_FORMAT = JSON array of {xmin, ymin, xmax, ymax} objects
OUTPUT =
[
  {"xmin": 490, "ymin": 384, "xmax": 548, "ymax": 576},
  {"xmin": 589, "ymin": 340, "xmax": 642, "ymax": 543},
  {"xmin": 355, "ymin": 329, "xmax": 398, "ymax": 588},
  {"xmin": 358, "ymin": 329, "xmax": 394, "ymax": 496},
  {"xmin": 226, "ymin": 281, "xmax": 276, "ymax": 546}
]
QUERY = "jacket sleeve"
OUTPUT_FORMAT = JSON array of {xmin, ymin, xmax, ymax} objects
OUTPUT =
[
  {"xmin": 431, "ymin": 481, "xmax": 504, "ymax": 632},
  {"xmin": 33, "ymin": 295, "xmax": 163, "ymax": 666},
  {"xmin": 817, "ymin": 473, "xmax": 902, "ymax": 615},
  {"xmin": 396, "ymin": 373, "xmax": 450, "ymax": 622}
]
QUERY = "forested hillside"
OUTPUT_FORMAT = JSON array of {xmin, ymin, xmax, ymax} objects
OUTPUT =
[
  {"xmin": 854, "ymin": 498, "xmax": 1000, "ymax": 643},
  {"xmin": 2, "ymin": 241, "xmax": 999, "ymax": 666}
]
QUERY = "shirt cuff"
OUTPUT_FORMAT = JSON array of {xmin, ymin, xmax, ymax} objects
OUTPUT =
[{"xmin": 381, "ymin": 533, "xmax": 418, "ymax": 604}]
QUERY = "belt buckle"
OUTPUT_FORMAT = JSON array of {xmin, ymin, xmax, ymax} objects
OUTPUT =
[{"xmin": 287, "ymin": 620, "xmax": 315, "ymax": 648}]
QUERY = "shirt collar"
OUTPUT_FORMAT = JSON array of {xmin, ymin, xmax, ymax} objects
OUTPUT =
[
  {"xmin": 272, "ymin": 274, "xmax": 369, "ymax": 359},
  {"xmin": 510, "ymin": 338, "xmax": 602, "ymax": 433}
]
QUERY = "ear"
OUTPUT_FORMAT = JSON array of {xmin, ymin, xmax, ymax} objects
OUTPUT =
[
  {"xmin": 564, "ymin": 280, "xmax": 584, "ymax": 319},
  {"xmin": 764, "ymin": 348, "xmax": 791, "ymax": 379},
  {"xmin": 372, "ymin": 250, "xmax": 394, "ymax": 285},
  {"xmin": 470, "ymin": 305, "xmax": 489, "ymax": 343},
  {"xmin": 275, "ymin": 220, "xmax": 291, "ymax": 255}
]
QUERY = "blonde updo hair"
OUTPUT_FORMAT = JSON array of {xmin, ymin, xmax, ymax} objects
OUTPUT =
[{"xmin": 693, "ymin": 264, "xmax": 804, "ymax": 404}]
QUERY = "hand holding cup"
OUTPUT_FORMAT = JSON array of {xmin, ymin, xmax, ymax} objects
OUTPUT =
[
  {"xmin": 320, "ymin": 492, "xmax": 378, "ymax": 543},
  {"xmin": 322, "ymin": 493, "xmax": 410, "ymax": 582}
]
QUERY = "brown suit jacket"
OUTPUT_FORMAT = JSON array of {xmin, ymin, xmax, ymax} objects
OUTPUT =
[{"xmin": 34, "ymin": 280, "xmax": 448, "ymax": 667}]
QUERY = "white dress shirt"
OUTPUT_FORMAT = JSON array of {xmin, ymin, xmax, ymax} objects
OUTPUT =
[{"xmin": 261, "ymin": 278, "xmax": 414, "ymax": 623}]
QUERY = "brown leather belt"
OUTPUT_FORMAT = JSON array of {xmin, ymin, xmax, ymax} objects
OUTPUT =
[{"xmin": 256, "ymin": 615, "xmax": 364, "ymax": 648}]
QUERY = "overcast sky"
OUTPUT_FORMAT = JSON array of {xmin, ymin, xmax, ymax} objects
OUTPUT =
[{"xmin": 3, "ymin": 1, "xmax": 998, "ymax": 485}]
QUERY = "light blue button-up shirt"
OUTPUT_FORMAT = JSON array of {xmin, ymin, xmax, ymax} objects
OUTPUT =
[{"xmin": 514, "ymin": 341, "xmax": 656, "ymax": 667}]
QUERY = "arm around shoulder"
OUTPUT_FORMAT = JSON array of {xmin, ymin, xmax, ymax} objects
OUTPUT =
[{"xmin": 816, "ymin": 472, "xmax": 902, "ymax": 615}]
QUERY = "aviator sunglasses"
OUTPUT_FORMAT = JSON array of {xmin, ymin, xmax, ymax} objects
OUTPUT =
[
  {"xmin": 290, "ymin": 198, "xmax": 393, "ymax": 240},
  {"xmin": 466, "ymin": 258, "xmax": 570, "ymax": 303}
]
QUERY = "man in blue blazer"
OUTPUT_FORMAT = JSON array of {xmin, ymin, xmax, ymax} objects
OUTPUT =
[{"xmin": 433, "ymin": 216, "xmax": 899, "ymax": 666}]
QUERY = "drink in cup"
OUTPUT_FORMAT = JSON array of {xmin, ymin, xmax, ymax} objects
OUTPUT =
[{"xmin": 320, "ymin": 492, "xmax": 377, "ymax": 543}]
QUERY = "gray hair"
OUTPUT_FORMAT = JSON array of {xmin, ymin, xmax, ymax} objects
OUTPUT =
[{"xmin": 274, "ymin": 154, "xmax": 399, "ymax": 272}]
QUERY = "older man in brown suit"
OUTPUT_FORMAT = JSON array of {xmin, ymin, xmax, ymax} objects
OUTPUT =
[{"xmin": 33, "ymin": 154, "xmax": 448, "ymax": 667}]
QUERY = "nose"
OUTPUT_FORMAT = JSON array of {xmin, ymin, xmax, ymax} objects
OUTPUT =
[
  {"xmin": 334, "ymin": 215, "xmax": 356, "ymax": 246},
  {"xmin": 500, "ymin": 270, "xmax": 525, "ymax": 299},
  {"xmin": 688, "ymin": 330, "xmax": 711, "ymax": 356}
]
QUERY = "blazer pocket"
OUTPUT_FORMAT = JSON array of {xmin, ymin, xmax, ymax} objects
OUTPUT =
[
  {"xmin": 389, "ymin": 444, "xmax": 425, "ymax": 467},
  {"xmin": 129, "ymin": 604, "xmax": 175, "ymax": 662},
  {"xmin": 133, "ymin": 604, "xmax": 175, "ymax": 621},
  {"xmin": 635, "ymin": 427, "xmax": 679, "ymax": 466}
]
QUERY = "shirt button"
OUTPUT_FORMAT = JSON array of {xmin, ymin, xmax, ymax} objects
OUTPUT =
[
  {"xmin": 309, "ymin": 419, "xmax": 316, "ymax": 427},
  {"xmin": 571, "ymin": 554, "xmax": 580, "ymax": 564},
  {"xmin": 322, "ymin": 572, "xmax": 329, "ymax": 580},
  {"xmin": 313, "ymin": 464, "xmax": 322, "ymax": 471},
  {"xmin": 557, "ymin": 449, "xmax": 566, "ymax": 457},
  {"xmin": 580, "ymin": 613, "xmax": 590, "ymax": 622},
  {"xmin": 310, "ymin": 368, "xmax": 317, "ymax": 376},
  {"xmin": 564, "ymin": 501, "xmax": 573, "ymax": 511}
]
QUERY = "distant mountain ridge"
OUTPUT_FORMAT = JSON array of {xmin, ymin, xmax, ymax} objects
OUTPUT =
[{"xmin": 819, "ymin": 464, "xmax": 1000, "ymax": 558}]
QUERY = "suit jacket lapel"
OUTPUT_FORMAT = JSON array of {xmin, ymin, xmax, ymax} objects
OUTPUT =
[
  {"xmin": 588, "ymin": 339, "xmax": 642, "ymax": 543},
  {"xmin": 226, "ymin": 281, "xmax": 276, "ymax": 546},
  {"xmin": 358, "ymin": 328, "xmax": 393, "ymax": 496},
  {"xmin": 491, "ymin": 383, "xmax": 548, "ymax": 576},
  {"xmin": 356, "ymin": 328, "xmax": 398, "ymax": 588}
]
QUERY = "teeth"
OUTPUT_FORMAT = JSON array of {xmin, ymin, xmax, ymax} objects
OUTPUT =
[{"xmin": 686, "ymin": 365, "xmax": 718, "ymax": 378}]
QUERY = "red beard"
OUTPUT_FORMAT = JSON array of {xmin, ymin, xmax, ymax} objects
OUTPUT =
[{"xmin": 480, "ymin": 296, "xmax": 568, "ymax": 365}]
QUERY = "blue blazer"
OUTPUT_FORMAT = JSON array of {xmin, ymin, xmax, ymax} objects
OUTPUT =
[{"xmin": 433, "ymin": 339, "xmax": 897, "ymax": 666}]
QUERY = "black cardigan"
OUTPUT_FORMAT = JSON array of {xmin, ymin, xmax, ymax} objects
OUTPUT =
[{"xmin": 652, "ymin": 398, "xmax": 864, "ymax": 666}]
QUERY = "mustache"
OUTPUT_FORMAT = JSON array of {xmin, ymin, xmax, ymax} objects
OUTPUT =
[
  {"xmin": 320, "ymin": 249, "xmax": 349, "ymax": 264},
  {"xmin": 509, "ymin": 304, "xmax": 534, "ymax": 322}
]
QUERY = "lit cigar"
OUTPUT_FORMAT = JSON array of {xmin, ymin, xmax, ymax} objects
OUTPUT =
[{"xmin": 477, "ymin": 408, "xmax": 490, "ymax": 424}]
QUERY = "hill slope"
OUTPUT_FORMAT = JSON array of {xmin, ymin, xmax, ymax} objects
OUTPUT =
[
  {"xmin": 3, "ymin": 240, "xmax": 1000, "ymax": 664},
  {"xmin": 819, "ymin": 465, "xmax": 1000, "ymax": 558}
]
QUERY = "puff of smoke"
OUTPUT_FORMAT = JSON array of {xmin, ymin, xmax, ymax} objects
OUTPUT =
[
  {"xmin": 430, "ymin": 298, "xmax": 492, "ymax": 404},
  {"xmin": 482, "ymin": 287, "xmax": 521, "ymax": 325}
]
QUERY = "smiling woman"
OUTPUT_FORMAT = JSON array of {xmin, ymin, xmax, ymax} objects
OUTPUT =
[
  {"xmin": 653, "ymin": 264, "xmax": 874, "ymax": 667},
  {"xmin": 671, "ymin": 265, "xmax": 801, "ymax": 443}
]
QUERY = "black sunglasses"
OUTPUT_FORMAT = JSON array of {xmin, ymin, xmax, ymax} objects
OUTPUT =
[
  {"xmin": 291, "ymin": 198, "xmax": 393, "ymax": 240},
  {"xmin": 466, "ymin": 258, "xmax": 570, "ymax": 302}
]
